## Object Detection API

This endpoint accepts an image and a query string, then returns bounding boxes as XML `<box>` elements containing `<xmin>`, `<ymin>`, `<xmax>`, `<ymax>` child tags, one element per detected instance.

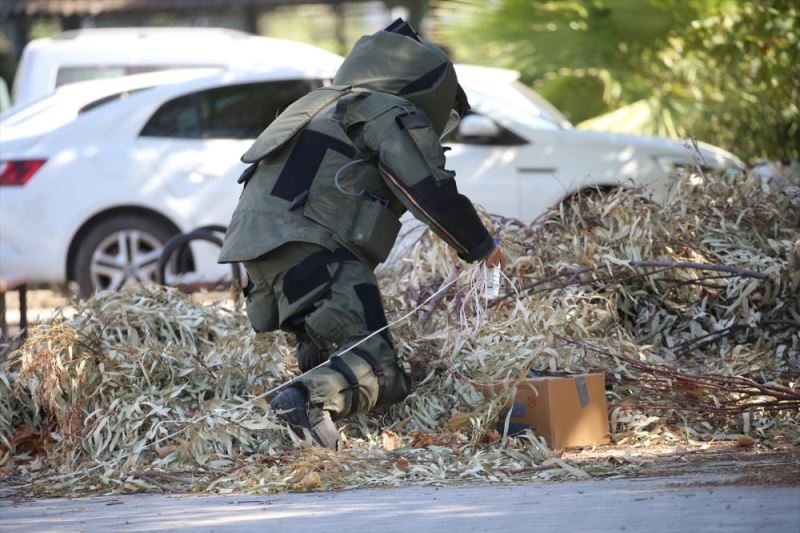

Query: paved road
<box><xmin>2</xmin><ymin>474</ymin><xmax>798</xmax><ymax>532</ymax></box>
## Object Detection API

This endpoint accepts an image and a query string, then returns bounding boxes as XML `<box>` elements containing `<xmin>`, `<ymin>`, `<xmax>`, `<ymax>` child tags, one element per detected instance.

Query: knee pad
<box><xmin>304</xmin><ymin>302</ymin><xmax>363</xmax><ymax>349</ymax></box>
<box><xmin>296</xmin><ymin>338</ymin><xmax>328</xmax><ymax>373</ymax></box>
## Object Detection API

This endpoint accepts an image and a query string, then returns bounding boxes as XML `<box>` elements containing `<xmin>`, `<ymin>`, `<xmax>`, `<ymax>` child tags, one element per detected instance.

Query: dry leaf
<box><xmin>301</xmin><ymin>470</ymin><xmax>321</xmax><ymax>490</ymax></box>
<box><xmin>9</xmin><ymin>424</ymin><xmax>50</xmax><ymax>456</ymax></box>
<box><xmin>445</xmin><ymin>411</ymin><xmax>472</xmax><ymax>432</ymax></box>
<box><xmin>381</xmin><ymin>430</ymin><xmax>402</xmax><ymax>451</ymax></box>
<box><xmin>481</xmin><ymin>429</ymin><xmax>501</xmax><ymax>444</ymax></box>
<box><xmin>156</xmin><ymin>444</ymin><xmax>176</xmax><ymax>458</ymax></box>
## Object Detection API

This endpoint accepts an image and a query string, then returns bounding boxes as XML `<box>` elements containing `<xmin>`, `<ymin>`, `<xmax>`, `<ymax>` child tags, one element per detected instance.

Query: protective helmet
<box><xmin>333</xmin><ymin>18</ymin><xmax>470</xmax><ymax>135</ymax></box>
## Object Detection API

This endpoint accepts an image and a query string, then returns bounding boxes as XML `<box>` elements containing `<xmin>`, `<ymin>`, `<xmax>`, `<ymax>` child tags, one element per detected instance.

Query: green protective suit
<box><xmin>218</xmin><ymin>24</ymin><xmax>494</xmax><ymax>421</ymax></box>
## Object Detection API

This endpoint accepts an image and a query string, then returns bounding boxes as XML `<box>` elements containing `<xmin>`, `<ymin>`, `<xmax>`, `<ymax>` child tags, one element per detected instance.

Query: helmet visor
<box><xmin>441</xmin><ymin>109</ymin><xmax>460</xmax><ymax>139</ymax></box>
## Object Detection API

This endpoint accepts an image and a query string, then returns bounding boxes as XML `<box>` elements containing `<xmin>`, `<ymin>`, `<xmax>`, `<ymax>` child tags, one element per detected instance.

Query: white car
<box><xmin>11</xmin><ymin>27</ymin><xmax>344</xmax><ymax>107</ymax></box>
<box><xmin>447</xmin><ymin>66</ymin><xmax>743</xmax><ymax>221</ymax></box>
<box><xmin>0</xmin><ymin>63</ymin><xmax>743</xmax><ymax>295</ymax></box>
<box><xmin>1</xmin><ymin>63</ymin><xmax>340</xmax><ymax>295</ymax></box>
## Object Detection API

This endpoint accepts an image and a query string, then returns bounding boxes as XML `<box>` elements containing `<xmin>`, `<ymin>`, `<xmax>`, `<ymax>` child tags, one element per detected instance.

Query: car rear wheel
<box><xmin>73</xmin><ymin>214</ymin><xmax>178</xmax><ymax>297</ymax></box>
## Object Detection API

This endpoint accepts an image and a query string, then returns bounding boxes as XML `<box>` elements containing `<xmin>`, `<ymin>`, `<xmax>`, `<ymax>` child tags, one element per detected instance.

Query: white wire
<box><xmin>333</xmin><ymin>158</ymin><xmax>366</xmax><ymax>197</ymax></box>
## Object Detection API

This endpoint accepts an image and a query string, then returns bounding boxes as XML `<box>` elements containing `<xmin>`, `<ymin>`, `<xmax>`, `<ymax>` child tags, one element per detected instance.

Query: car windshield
<box><xmin>468</xmin><ymin>80</ymin><xmax>572</xmax><ymax>131</ymax></box>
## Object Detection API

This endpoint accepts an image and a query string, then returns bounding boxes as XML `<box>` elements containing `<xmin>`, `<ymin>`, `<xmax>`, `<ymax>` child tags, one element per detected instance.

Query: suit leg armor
<box><xmin>294</xmin><ymin>331</ymin><xmax>328</xmax><ymax>373</ymax></box>
<box><xmin>244</xmin><ymin>242</ymin><xmax>410</xmax><ymax>421</ymax></box>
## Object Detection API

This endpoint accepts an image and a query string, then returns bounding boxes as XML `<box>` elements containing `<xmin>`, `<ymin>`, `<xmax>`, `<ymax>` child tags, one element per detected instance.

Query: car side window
<box><xmin>201</xmin><ymin>80</ymin><xmax>322</xmax><ymax>139</ymax></box>
<box><xmin>140</xmin><ymin>79</ymin><xmax>324</xmax><ymax>139</ymax></box>
<box><xmin>140</xmin><ymin>94</ymin><xmax>201</xmax><ymax>138</ymax></box>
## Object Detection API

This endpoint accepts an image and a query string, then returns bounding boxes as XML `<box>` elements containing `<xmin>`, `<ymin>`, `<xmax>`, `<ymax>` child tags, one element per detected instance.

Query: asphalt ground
<box><xmin>2</xmin><ymin>469</ymin><xmax>799</xmax><ymax>533</ymax></box>
<box><xmin>2</xmin><ymin>292</ymin><xmax>798</xmax><ymax>532</ymax></box>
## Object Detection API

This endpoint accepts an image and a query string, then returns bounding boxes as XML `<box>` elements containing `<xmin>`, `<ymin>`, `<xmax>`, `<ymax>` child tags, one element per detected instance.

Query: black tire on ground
<box><xmin>72</xmin><ymin>214</ymin><xmax>178</xmax><ymax>298</ymax></box>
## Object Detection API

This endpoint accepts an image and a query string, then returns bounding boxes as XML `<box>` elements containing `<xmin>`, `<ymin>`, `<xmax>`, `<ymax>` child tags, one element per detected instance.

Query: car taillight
<box><xmin>0</xmin><ymin>159</ymin><xmax>47</xmax><ymax>186</ymax></box>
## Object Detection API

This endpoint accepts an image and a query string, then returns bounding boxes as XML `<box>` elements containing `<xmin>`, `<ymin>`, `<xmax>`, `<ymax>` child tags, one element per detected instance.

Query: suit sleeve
<box><xmin>361</xmin><ymin>106</ymin><xmax>495</xmax><ymax>262</ymax></box>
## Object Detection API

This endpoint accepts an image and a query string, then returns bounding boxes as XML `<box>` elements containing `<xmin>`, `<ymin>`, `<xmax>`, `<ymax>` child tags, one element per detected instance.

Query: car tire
<box><xmin>73</xmin><ymin>214</ymin><xmax>178</xmax><ymax>297</ymax></box>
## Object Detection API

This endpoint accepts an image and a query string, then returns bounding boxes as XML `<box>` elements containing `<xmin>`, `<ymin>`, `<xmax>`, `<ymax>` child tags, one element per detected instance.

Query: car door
<box><xmin>132</xmin><ymin>79</ymin><xmax>325</xmax><ymax>276</ymax></box>
<box><xmin>136</xmin><ymin>80</ymin><xmax>323</xmax><ymax>207</ymax></box>
<box><xmin>443</xmin><ymin>111</ymin><xmax>527</xmax><ymax>220</ymax></box>
<box><xmin>445</xmin><ymin>111</ymin><xmax>565</xmax><ymax>223</ymax></box>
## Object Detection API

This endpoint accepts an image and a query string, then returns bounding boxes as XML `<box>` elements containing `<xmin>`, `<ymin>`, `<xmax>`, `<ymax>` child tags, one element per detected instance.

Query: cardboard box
<box><xmin>492</xmin><ymin>372</ymin><xmax>610</xmax><ymax>449</ymax></box>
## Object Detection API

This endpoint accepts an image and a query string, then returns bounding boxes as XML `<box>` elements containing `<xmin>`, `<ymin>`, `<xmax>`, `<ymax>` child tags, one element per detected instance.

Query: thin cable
<box><xmin>333</xmin><ymin>158</ymin><xmax>366</xmax><ymax>197</ymax></box>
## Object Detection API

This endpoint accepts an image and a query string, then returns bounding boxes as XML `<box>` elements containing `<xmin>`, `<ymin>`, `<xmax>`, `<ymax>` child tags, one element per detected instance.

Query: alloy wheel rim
<box><xmin>89</xmin><ymin>229</ymin><xmax>168</xmax><ymax>291</ymax></box>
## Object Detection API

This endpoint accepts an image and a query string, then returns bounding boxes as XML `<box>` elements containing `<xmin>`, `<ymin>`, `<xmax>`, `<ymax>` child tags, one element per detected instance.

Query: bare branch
<box><xmin>498</xmin><ymin>259</ymin><xmax>769</xmax><ymax>303</ymax></box>
<box><xmin>416</xmin><ymin>266</ymin><xmax>460</xmax><ymax>328</ymax></box>
<box><xmin>555</xmin><ymin>334</ymin><xmax>800</xmax><ymax>417</ymax></box>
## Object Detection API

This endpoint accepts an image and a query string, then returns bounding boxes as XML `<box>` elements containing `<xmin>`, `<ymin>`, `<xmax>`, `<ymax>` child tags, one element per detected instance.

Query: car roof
<box><xmin>13</xmin><ymin>27</ymin><xmax>345</xmax><ymax>106</ymax></box>
<box><xmin>46</xmin><ymin>27</ymin><xmax>252</xmax><ymax>42</ymax></box>
<box><xmin>4</xmin><ymin>68</ymin><xmax>218</xmax><ymax>116</ymax></box>
<box><xmin>24</xmin><ymin>28</ymin><xmax>344</xmax><ymax>68</ymax></box>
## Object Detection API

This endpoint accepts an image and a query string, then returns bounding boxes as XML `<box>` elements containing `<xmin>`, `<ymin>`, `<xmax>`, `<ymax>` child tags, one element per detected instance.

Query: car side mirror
<box><xmin>458</xmin><ymin>114</ymin><xmax>500</xmax><ymax>139</ymax></box>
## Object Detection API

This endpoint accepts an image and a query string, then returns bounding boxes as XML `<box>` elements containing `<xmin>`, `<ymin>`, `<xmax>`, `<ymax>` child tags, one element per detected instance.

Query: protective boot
<box><xmin>270</xmin><ymin>386</ymin><xmax>340</xmax><ymax>449</ymax></box>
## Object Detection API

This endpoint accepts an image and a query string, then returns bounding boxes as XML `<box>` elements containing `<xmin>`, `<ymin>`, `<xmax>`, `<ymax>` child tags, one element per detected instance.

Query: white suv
<box><xmin>11</xmin><ymin>27</ymin><xmax>343</xmax><ymax>107</ymax></box>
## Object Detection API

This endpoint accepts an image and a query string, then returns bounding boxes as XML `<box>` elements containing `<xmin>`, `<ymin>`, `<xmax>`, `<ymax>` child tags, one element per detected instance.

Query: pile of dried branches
<box><xmin>1</xmin><ymin>164</ymin><xmax>798</xmax><ymax>496</ymax></box>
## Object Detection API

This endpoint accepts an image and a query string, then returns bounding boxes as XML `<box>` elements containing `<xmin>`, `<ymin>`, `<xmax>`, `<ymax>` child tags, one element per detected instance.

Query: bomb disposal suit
<box><xmin>219</xmin><ymin>20</ymin><xmax>497</xmax><ymax>448</ymax></box>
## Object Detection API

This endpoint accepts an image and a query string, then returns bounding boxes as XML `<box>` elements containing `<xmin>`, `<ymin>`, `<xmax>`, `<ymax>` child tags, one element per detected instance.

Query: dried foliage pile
<box><xmin>1</xmin><ymin>166</ymin><xmax>798</xmax><ymax>496</ymax></box>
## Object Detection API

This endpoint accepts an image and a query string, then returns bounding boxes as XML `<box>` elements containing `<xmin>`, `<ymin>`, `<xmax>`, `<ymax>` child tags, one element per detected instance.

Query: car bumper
<box><xmin>0</xmin><ymin>191</ymin><xmax>67</xmax><ymax>284</ymax></box>
<box><xmin>0</xmin><ymin>239</ymin><xmax>65</xmax><ymax>283</ymax></box>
